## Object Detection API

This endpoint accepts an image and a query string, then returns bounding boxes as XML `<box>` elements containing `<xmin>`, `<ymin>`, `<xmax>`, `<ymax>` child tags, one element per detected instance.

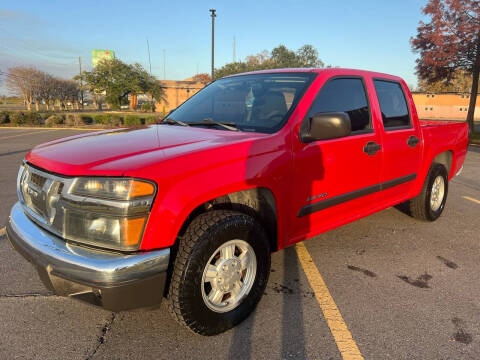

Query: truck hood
<box><xmin>26</xmin><ymin>125</ymin><xmax>266</xmax><ymax>176</ymax></box>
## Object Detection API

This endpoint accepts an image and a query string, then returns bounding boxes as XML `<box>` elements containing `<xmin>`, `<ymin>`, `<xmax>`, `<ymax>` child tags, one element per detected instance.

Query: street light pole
<box><xmin>163</xmin><ymin>49</ymin><xmax>166</xmax><ymax>80</ymax></box>
<box><xmin>210</xmin><ymin>9</ymin><xmax>216</xmax><ymax>81</ymax></box>
<box><xmin>78</xmin><ymin>57</ymin><xmax>84</xmax><ymax>109</ymax></box>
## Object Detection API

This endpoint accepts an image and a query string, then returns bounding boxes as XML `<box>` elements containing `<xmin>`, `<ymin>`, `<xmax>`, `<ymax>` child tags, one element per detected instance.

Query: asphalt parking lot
<box><xmin>0</xmin><ymin>127</ymin><xmax>479</xmax><ymax>359</ymax></box>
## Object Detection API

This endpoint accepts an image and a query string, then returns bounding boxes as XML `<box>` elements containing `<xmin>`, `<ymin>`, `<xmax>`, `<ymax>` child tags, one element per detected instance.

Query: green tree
<box><xmin>270</xmin><ymin>45</ymin><xmax>298</xmax><ymax>68</ymax></box>
<box><xmin>214</xmin><ymin>44</ymin><xmax>324</xmax><ymax>79</ymax></box>
<box><xmin>417</xmin><ymin>70</ymin><xmax>473</xmax><ymax>93</ymax></box>
<box><xmin>411</xmin><ymin>0</ymin><xmax>479</xmax><ymax>134</ymax></box>
<box><xmin>296</xmin><ymin>45</ymin><xmax>324</xmax><ymax>67</ymax></box>
<box><xmin>192</xmin><ymin>73</ymin><xmax>212</xmax><ymax>82</ymax></box>
<box><xmin>83</xmin><ymin>58</ymin><xmax>164</xmax><ymax>110</ymax></box>
<box><xmin>214</xmin><ymin>62</ymin><xmax>251</xmax><ymax>79</ymax></box>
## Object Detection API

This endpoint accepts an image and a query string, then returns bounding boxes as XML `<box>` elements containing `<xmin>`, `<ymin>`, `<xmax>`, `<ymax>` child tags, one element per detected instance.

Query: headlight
<box><xmin>19</xmin><ymin>165</ymin><xmax>157</xmax><ymax>251</ymax></box>
<box><xmin>71</xmin><ymin>178</ymin><xmax>155</xmax><ymax>200</ymax></box>
<box><xmin>64</xmin><ymin>211</ymin><xmax>148</xmax><ymax>251</ymax></box>
<box><xmin>65</xmin><ymin>178</ymin><xmax>156</xmax><ymax>250</ymax></box>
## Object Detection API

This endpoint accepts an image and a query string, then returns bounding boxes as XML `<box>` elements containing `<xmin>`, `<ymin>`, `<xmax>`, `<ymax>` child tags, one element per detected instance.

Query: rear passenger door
<box><xmin>373</xmin><ymin>79</ymin><xmax>422</xmax><ymax>205</ymax></box>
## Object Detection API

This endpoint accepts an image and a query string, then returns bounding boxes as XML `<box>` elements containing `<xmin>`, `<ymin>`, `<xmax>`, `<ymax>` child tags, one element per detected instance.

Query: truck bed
<box><xmin>420</xmin><ymin>120</ymin><xmax>469</xmax><ymax>180</ymax></box>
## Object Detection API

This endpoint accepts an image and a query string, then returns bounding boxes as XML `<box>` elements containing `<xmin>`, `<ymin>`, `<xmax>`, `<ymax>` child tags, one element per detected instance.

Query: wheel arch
<box><xmin>432</xmin><ymin>150</ymin><xmax>453</xmax><ymax>178</ymax></box>
<box><xmin>177</xmin><ymin>187</ymin><xmax>279</xmax><ymax>252</ymax></box>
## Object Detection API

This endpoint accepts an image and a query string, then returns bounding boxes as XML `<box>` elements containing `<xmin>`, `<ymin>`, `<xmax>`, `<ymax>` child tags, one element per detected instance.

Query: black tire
<box><xmin>167</xmin><ymin>210</ymin><xmax>271</xmax><ymax>336</ymax></box>
<box><xmin>409</xmin><ymin>163</ymin><xmax>449</xmax><ymax>221</ymax></box>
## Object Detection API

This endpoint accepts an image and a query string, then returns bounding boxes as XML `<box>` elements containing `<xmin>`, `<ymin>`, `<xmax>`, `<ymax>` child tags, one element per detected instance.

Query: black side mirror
<box><xmin>300</xmin><ymin>112</ymin><xmax>351</xmax><ymax>143</ymax></box>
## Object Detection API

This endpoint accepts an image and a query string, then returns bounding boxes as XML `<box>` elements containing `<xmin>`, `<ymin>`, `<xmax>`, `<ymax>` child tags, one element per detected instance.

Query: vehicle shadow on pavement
<box><xmin>227</xmin><ymin>247</ymin><xmax>306</xmax><ymax>360</ymax></box>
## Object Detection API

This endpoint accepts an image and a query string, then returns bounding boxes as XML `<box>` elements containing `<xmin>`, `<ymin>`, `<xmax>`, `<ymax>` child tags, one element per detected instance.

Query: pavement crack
<box><xmin>86</xmin><ymin>312</ymin><xmax>116</xmax><ymax>360</ymax></box>
<box><xmin>0</xmin><ymin>293</ymin><xmax>54</xmax><ymax>298</ymax></box>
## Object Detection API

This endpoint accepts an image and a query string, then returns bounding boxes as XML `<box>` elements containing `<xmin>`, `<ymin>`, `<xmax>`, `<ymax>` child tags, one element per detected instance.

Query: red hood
<box><xmin>26</xmin><ymin>125</ymin><xmax>265</xmax><ymax>176</ymax></box>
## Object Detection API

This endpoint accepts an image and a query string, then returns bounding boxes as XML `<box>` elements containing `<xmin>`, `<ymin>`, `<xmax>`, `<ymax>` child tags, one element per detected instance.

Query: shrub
<box><xmin>124</xmin><ymin>115</ymin><xmax>142</xmax><ymax>126</ymax></box>
<box><xmin>93</xmin><ymin>114</ymin><xmax>109</xmax><ymax>124</ymax></box>
<box><xmin>65</xmin><ymin>114</ymin><xmax>84</xmax><ymax>126</ymax></box>
<box><xmin>24</xmin><ymin>112</ymin><xmax>42</xmax><ymax>125</ymax></box>
<box><xmin>10</xmin><ymin>112</ymin><xmax>26</xmax><ymax>125</ymax></box>
<box><xmin>106</xmin><ymin>115</ymin><xmax>123</xmax><ymax>127</ymax></box>
<box><xmin>145</xmin><ymin>115</ymin><xmax>159</xmax><ymax>124</ymax></box>
<box><xmin>80</xmin><ymin>115</ymin><xmax>94</xmax><ymax>125</ymax></box>
<box><xmin>141</xmin><ymin>103</ymin><xmax>154</xmax><ymax>112</ymax></box>
<box><xmin>40</xmin><ymin>112</ymin><xmax>54</xmax><ymax>122</ymax></box>
<box><xmin>0</xmin><ymin>111</ymin><xmax>9</xmax><ymax>124</ymax></box>
<box><xmin>45</xmin><ymin>115</ymin><xmax>64</xmax><ymax>127</ymax></box>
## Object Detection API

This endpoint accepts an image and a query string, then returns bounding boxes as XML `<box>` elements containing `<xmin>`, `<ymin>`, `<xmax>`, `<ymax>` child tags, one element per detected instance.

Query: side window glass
<box><xmin>307</xmin><ymin>78</ymin><xmax>371</xmax><ymax>132</ymax></box>
<box><xmin>373</xmin><ymin>80</ymin><xmax>411</xmax><ymax>129</ymax></box>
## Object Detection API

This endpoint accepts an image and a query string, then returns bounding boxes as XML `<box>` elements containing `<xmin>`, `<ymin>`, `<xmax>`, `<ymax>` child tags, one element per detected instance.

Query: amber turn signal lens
<box><xmin>129</xmin><ymin>180</ymin><xmax>155</xmax><ymax>198</ymax></box>
<box><xmin>121</xmin><ymin>217</ymin><xmax>147</xmax><ymax>247</ymax></box>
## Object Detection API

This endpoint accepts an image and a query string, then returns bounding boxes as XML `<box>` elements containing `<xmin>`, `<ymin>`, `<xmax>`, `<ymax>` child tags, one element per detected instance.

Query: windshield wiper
<box><xmin>161</xmin><ymin>117</ymin><xmax>190</xmax><ymax>127</ymax></box>
<box><xmin>188</xmin><ymin>118</ymin><xmax>238</xmax><ymax>131</ymax></box>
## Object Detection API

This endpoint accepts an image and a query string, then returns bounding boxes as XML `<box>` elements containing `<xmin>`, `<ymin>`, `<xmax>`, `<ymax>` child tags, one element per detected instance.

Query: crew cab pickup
<box><xmin>7</xmin><ymin>68</ymin><xmax>469</xmax><ymax>335</ymax></box>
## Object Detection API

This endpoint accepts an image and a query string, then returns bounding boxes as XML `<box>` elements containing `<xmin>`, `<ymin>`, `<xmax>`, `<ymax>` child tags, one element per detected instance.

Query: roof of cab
<box><xmin>222</xmin><ymin>68</ymin><xmax>404</xmax><ymax>82</ymax></box>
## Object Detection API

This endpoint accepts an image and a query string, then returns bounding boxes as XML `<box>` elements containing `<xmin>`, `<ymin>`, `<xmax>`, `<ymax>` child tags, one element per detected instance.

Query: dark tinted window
<box><xmin>374</xmin><ymin>80</ymin><xmax>410</xmax><ymax>129</ymax></box>
<box><xmin>308</xmin><ymin>78</ymin><xmax>370</xmax><ymax>132</ymax></box>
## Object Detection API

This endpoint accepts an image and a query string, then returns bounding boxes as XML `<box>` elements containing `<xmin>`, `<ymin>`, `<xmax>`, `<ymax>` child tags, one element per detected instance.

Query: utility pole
<box><xmin>78</xmin><ymin>57</ymin><xmax>84</xmax><ymax>109</ymax></box>
<box><xmin>233</xmin><ymin>35</ymin><xmax>236</xmax><ymax>63</ymax></box>
<box><xmin>146</xmin><ymin>38</ymin><xmax>153</xmax><ymax>108</ymax></box>
<box><xmin>163</xmin><ymin>49</ymin><xmax>166</xmax><ymax>80</ymax></box>
<box><xmin>146</xmin><ymin>37</ymin><xmax>152</xmax><ymax>75</ymax></box>
<box><xmin>210</xmin><ymin>9</ymin><xmax>216</xmax><ymax>81</ymax></box>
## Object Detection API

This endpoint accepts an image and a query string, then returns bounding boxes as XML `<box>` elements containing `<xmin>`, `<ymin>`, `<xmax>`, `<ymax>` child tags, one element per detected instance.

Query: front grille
<box><xmin>29</xmin><ymin>172</ymin><xmax>46</xmax><ymax>189</ymax></box>
<box><xmin>19</xmin><ymin>164</ymin><xmax>68</xmax><ymax>230</ymax></box>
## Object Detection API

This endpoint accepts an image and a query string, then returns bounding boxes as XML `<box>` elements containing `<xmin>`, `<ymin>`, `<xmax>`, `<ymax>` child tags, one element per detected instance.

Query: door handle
<box><xmin>363</xmin><ymin>141</ymin><xmax>381</xmax><ymax>156</ymax></box>
<box><xmin>407</xmin><ymin>136</ymin><xmax>420</xmax><ymax>148</ymax></box>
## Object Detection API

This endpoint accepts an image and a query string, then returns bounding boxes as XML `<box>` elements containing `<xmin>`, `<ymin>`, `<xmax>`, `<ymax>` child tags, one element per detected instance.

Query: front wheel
<box><xmin>409</xmin><ymin>163</ymin><xmax>449</xmax><ymax>221</ymax></box>
<box><xmin>167</xmin><ymin>210</ymin><xmax>271</xmax><ymax>335</ymax></box>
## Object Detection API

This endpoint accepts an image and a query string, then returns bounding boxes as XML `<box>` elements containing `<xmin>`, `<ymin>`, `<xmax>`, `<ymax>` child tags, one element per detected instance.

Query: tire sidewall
<box><xmin>180</xmin><ymin>214</ymin><xmax>270</xmax><ymax>335</ymax></box>
<box><xmin>425</xmin><ymin>164</ymin><xmax>448</xmax><ymax>221</ymax></box>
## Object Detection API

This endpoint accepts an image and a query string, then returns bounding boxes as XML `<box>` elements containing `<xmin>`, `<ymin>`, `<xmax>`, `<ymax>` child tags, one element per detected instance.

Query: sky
<box><xmin>0</xmin><ymin>0</ymin><xmax>427</xmax><ymax>95</ymax></box>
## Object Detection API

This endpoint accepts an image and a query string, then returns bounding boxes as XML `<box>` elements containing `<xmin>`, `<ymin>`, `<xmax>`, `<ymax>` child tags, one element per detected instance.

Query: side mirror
<box><xmin>300</xmin><ymin>112</ymin><xmax>351</xmax><ymax>143</ymax></box>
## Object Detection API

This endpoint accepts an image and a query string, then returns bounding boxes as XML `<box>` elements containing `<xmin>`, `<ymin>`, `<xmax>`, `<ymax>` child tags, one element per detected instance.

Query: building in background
<box><xmin>155</xmin><ymin>78</ymin><xmax>207</xmax><ymax>114</ymax></box>
<box><xmin>412</xmin><ymin>92</ymin><xmax>479</xmax><ymax>120</ymax></box>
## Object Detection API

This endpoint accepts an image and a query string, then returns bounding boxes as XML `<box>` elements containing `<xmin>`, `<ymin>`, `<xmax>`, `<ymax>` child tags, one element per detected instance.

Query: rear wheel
<box><xmin>167</xmin><ymin>210</ymin><xmax>271</xmax><ymax>335</ymax></box>
<box><xmin>409</xmin><ymin>163</ymin><xmax>448</xmax><ymax>221</ymax></box>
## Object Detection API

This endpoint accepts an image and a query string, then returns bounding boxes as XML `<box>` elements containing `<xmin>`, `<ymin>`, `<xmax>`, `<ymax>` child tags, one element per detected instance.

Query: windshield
<box><xmin>166</xmin><ymin>72</ymin><xmax>316</xmax><ymax>133</ymax></box>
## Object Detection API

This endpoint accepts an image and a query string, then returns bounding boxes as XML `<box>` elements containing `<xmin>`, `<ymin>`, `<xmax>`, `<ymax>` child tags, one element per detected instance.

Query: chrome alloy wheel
<box><xmin>201</xmin><ymin>239</ymin><xmax>257</xmax><ymax>313</ymax></box>
<box><xmin>430</xmin><ymin>175</ymin><xmax>445</xmax><ymax>211</ymax></box>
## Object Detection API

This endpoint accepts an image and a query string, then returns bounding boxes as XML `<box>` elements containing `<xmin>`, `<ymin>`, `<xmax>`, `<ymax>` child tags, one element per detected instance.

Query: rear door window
<box><xmin>373</xmin><ymin>80</ymin><xmax>411</xmax><ymax>129</ymax></box>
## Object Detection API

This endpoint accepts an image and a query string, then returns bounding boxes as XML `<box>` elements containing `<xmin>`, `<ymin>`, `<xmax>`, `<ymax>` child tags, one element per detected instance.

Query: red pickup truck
<box><xmin>7</xmin><ymin>68</ymin><xmax>468</xmax><ymax>335</ymax></box>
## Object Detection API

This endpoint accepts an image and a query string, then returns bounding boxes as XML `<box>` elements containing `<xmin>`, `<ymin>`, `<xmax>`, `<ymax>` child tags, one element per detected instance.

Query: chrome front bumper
<box><xmin>7</xmin><ymin>202</ymin><xmax>170</xmax><ymax>311</ymax></box>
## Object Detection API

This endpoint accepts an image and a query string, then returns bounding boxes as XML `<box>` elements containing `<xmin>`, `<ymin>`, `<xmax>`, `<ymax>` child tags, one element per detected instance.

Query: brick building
<box><xmin>412</xmin><ymin>92</ymin><xmax>479</xmax><ymax>120</ymax></box>
<box><xmin>154</xmin><ymin>79</ymin><xmax>207</xmax><ymax>114</ymax></box>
